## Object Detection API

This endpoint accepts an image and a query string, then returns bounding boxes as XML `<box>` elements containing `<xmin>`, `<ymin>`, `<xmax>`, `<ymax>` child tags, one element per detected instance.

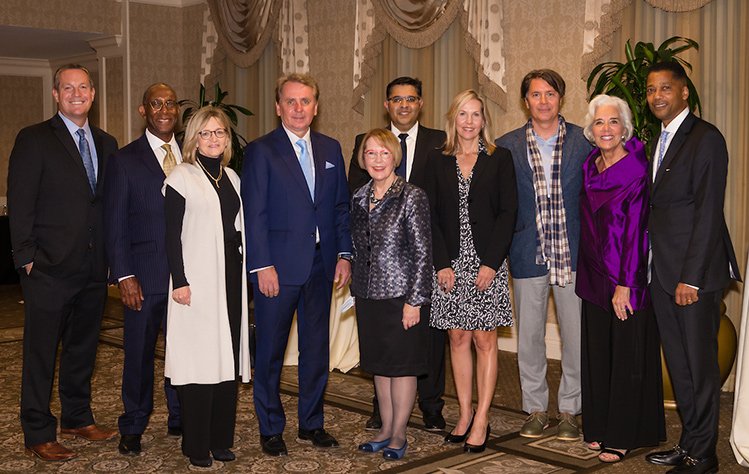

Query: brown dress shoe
<box><xmin>25</xmin><ymin>441</ymin><xmax>77</xmax><ymax>461</ymax></box>
<box><xmin>60</xmin><ymin>424</ymin><xmax>117</xmax><ymax>441</ymax></box>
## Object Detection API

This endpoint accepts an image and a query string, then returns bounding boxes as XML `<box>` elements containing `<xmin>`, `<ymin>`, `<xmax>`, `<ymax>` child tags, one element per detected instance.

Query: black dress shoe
<box><xmin>445</xmin><ymin>410</ymin><xmax>475</xmax><ymax>443</ymax></box>
<box><xmin>211</xmin><ymin>448</ymin><xmax>236</xmax><ymax>462</ymax></box>
<box><xmin>646</xmin><ymin>445</ymin><xmax>689</xmax><ymax>466</ymax></box>
<box><xmin>167</xmin><ymin>426</ymin><xmax>182</xmax><ymax>437</ymax></box>
<box><xmin>118</xmin><ymin>434</ymin><xmax>142</xmax><ymax>456</ymax></box>
<box><xmin>423</xmin><ymin>411</ymin><xmax>446</xmax><ymax>431</ymax></box>
<box><xmin>667</xmin><ymin>455</ymin><xmax>718</xmax><ymax>474</ymax></box>
<box><xmin>189</xmin><ymin>457</ymin><xmax>212</xmax><ymax>467</ymax></box>
<box><xmin>464</xmin><ymin>424</ymin><xmax>490</xmax><ymax>453</ymax></box>
<box><xmin>260</xmin><ymin>434</ymin><xmax>288</xmax><ymax>456</ymax></box>
<box><xmin>297</xmin><ymin>428</ymin><xmax>339</xmax><ymax>447</ymax></box>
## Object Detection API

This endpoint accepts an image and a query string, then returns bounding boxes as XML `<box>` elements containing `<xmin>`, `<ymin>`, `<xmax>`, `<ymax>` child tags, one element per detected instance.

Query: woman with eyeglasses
<box><xmin>350</xmin><ymin>128</ymin><xmax>432</xmax><ymax>459</ymax></box>
<box><xmin>424</xmin><ymin>90</ymin><xmax>517</xmax><ymax>453</ymax></box>
<box><xmin>163</xmin><ymin>106</ymin><xmax>250</xmax><ymax>467</ymax></box>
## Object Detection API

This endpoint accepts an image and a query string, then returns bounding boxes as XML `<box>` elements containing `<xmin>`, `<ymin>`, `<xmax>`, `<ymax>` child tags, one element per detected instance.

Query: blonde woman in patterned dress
<box><xmin>424</xmin><ymin>90</ymin><xmax>517</xmax><ymax>453</ymax></box>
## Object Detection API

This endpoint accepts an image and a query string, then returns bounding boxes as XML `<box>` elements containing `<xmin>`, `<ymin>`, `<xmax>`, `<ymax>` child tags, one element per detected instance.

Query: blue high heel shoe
<box><xmin>358</xmin><ymin>438</ymin><xmax>391</xmax><ymax>452</ymax></box>
<box><xmin>382</xmin><ymin>441</ymin><xmax>407</xmax><ymax>459</ymax></box>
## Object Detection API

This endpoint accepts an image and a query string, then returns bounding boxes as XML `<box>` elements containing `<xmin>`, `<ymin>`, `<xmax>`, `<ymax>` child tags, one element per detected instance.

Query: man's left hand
<box><xmin>675</xmin><ymin>282</ymin><xmax>699</xmax><ymax>306</ymax></box>
<box><xmin>334</xmin><ymin>259</ymin><xmax>352</xmax><ymax>289</ymax></box>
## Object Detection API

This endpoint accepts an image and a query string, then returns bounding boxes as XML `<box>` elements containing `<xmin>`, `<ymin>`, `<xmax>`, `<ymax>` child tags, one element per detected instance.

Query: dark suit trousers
<box><xmin>651</xmin><ymin>267</ymin><xmax>722</xmax><ymax>459</ymax></box>
<box><xmin>119</xmin><ymin>293</ymin><xmax>180</xmax><ymax>434</ymax></box>
<box><xmin>253</xmin><ymin>247</ymin><xmax>332</xmax><ymax>436</ymax></box>
<box><xmin>20</xmin><ymin>259</ymin><xmax>107</xmax><ymax>447</ymax></box>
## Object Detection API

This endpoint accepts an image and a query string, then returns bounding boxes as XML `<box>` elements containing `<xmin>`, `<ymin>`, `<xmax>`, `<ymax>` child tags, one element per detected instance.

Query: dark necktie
<box><xmin>396</xmin><ymin>133</ymin><xmax>408</xmax><ymax>179</ymax></box>
<box><xmin>76</xmin><ymin>129</ymin><xmax>96</xmax><ymax>192</ymax></box>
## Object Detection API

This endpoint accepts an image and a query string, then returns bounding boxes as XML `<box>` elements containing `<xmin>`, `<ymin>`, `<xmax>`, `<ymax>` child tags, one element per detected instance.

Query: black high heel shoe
<box><xmin>464</xmin><ymin>424</ymin><xmax>490</xmax><ymax>453</ymax></box>
<box><xmin>445</xmin><ymin>410</ymin><xmax>475</xmax><ymax>444</ymax></box>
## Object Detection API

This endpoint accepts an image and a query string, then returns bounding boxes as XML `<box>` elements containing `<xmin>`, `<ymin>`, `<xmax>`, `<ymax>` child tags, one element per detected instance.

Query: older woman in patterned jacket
<box><xmin>350</xmin><ymin>128</ymin><xmax>433</xmax><ymax>460</ymax></box>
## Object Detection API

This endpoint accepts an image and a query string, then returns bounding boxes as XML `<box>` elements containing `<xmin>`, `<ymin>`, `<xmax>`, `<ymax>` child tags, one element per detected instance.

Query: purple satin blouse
<box><xmin>575</xmin><ymin>138</ymin><xmax>651</xmax><ymax>310</ymax></box>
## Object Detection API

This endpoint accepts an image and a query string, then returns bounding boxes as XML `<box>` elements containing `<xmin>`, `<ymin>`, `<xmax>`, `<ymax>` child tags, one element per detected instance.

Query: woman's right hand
<box><xmin>172</xmin><ymin>286</ymin><xmax>191</xmax><ymax>306</ymax></box>
<box><xmin>436</xmin><ymin>268</ymin><xmax>455</xmax><ymax>293</ymax></box>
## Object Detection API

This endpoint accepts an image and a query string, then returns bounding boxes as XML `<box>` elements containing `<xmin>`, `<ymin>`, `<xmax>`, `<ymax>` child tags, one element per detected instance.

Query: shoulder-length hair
<box><xmin>444</xmin><ymin>89</ymin><xmax>495</xmax><ymax>156</ymax></box>
<box><xmin>357</xmin><ymin>128</ymin><xmax>402</xmax><ymax>169</ymax></box>
<box><xmin>182</xmin><ymin>106</ymin><xmax>233</xmax><ymax>167</ymax></box>
<box><xmin>582</xmin><ymin>94</ymin><xmax>634</xmax><ymax>145</ymax></box>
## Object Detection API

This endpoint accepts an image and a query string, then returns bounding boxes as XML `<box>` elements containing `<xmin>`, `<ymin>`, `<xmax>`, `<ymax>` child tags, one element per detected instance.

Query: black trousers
<box><xmin>651</xmin><ymin>268</ymin><xmax>723</xmax><ymax>459</ymax></box>
<box><xmin>176</xmin><ymin>236</ymin><xmax>243</xmax><ymax>459</ymax></box>
<box><xmin>19</xmin><ymin>259</ymin><xmax>107</xmax><ymax>447</ymax></box>
<box><xmin>581</xmin><ymin>298</ymin><xmax>665</xmax><ymax>449</ymax></box>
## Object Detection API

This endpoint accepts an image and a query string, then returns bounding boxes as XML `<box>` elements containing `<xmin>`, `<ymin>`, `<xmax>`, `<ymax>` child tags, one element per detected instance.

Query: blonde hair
<box><xmin>183</xmin><ymin>106</ymin><xmax>233</xmax><ymax>167</ymax></box>
<box><xmin>444</xmin><ymin>89</ymin><xmax>495</xmax><ymax>156</ymax></box>
<box><xmin>357</xmin><ymin>128</ymin><xmax>402</xmax><ymax>169</ymax></box>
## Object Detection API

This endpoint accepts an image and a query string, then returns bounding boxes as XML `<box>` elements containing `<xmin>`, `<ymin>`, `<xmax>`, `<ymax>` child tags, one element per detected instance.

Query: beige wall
<box><xmin>0</xmin><ymin>0</ymin><xmax>120</xmax><ymax>34</ymax></box>
<box><xmin>0</xmin><ymin>76</ymin><xmax>44</xmax><ymax>196</ymax></box>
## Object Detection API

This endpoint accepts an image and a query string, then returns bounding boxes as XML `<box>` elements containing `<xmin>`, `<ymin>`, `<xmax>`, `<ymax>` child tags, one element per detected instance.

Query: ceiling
<box><xmin>0</xmin><ymin>25</ymin><xmax>108</xmax><ymax>60</ymax></box>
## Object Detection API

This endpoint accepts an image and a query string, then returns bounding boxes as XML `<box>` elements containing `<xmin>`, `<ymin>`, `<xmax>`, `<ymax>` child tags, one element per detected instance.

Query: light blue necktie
<box><xmin>297</xmin><ymin>138</ymin><xmax>314</xmax><ymax>198</ymax></box>
<box><xmin>76</xmin><ymin>129</ymin><xmax>96</xmax><ymax>192</ymax></box>
<box><xmin>657</xmin><ymin>130</ymin><xmax>670</xmax><ymax>167</ymax></box>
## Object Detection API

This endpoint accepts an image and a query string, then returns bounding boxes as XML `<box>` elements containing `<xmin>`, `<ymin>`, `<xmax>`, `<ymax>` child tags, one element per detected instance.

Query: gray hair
<box><xmin>582</xmin><ymin>94</ymin><xmax>634</xmax><ymax>145</ymax></box>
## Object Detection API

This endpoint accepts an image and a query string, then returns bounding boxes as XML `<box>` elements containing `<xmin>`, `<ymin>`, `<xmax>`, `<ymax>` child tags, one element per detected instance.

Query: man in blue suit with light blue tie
<box><xmin>242</xmin><ymin>73</ymin><xmax>352</xmax><ymax>457</ymax></box>
<box><xmin>103</xmin><ymin>83</ymin><xmax>182</xmax><ymax>456</ymax></box>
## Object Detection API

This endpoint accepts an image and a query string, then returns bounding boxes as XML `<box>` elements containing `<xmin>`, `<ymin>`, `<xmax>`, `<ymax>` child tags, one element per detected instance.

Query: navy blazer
<box><xmin>495</xmin><ymin>122</ymin><xmax>592</xmax><ymax>279</ymax></box>
<box><xmin>8</xmin><ymin>114</ymin><xmax>118</xmax><ymax>280</ymax></box>
<box><xmin>350</xmin><ymin>177</ymin><xmax>432</xmax><ymax>307</ymax></box>
<box><xmin>648</xmin><ymin>112</ymin><xmax>741</xmax><ymax>292</ymax></box>
<box><xmin>242</xmin><ymin>125</ymin><xmax>352</xmax><ymax>285</ymax></box>
<box><xmin>103</xmin><ymin>133</ymin><xmax>173</xmax><ymax>294</ymax></box>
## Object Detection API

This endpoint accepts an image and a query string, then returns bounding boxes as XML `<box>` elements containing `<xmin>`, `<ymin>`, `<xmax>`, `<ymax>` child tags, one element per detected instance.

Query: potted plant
<box><xmin>586</xmin><ymin>36</ymin><xmax>701</xmax><ymax>155</ymax></box>
<box><xmin>179</xmin><ymin>83</ymin><xmax>253</xmax><ymax>171</ymax></box>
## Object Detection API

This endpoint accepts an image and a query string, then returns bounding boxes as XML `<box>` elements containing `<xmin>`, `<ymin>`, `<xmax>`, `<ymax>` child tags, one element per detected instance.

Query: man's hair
<box><xmin>275</xmin><ymin>73</ymin><xmax>320</xmax><ymax>103</ymax></box>
<box><xmin>142</xmin><ymin>83</ymin><xmax>175</xmax><ymax>105</ymax></box>
<box><xmin>53</xmin><ymin>64</ymin><xmax>93</xmax><ymax>91</ymax></box>
<box><xmin>647</xmin><ymin>61</ymin><xmax>688</xmax><ymax>83</ymax></box>
<box><xmin>386</xmin><ymin>77</ymin><xmax>422</xmax><ymax>99</ymax></box>
<box><xmin>520</xmin><ymin>69</ymin><xmax>565</xmax><ymax>100</ymax></box>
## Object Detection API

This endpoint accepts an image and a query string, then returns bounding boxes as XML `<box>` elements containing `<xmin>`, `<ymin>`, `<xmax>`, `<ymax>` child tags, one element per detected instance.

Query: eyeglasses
<box><xmin>364</xmin><ymin>150</ymin><xmax>393</xmax><ymax>159</ymax></box>
<box><xmin>148</xmin><ymin>99</ymin><xmax>179</xmax><ymax>111</ymax></box>
<box><xmin>387</xmin><ymin>96</ymin><xmax>420</xmax><ymax>105</ymax></box>
<box><xmin>197</xmin><ymin>129</ymin><xmax>228</xmax><ymax>140</ymax></box>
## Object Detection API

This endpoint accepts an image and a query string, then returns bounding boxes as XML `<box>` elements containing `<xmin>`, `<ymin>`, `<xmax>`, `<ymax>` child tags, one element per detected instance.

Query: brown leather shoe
<box><xmin>25</xmin><ymin>441</ymin><xmax>77</xmax><ymax>461</ymax></box>
<box><xmin>60</xmin><ymin>424</ymin><xmax>116</xmax><ymax>441</ymax></box>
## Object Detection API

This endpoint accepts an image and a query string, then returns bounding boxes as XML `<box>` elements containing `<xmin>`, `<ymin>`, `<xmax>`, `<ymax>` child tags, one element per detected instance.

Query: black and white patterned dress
<box><xmin>429</xmin><ymin>161</ymin><xmax>512</xmax><ymax>331</ymax></box>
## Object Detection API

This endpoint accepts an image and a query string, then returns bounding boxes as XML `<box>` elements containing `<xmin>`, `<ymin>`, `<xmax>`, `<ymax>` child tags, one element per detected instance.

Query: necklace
<box><xmin>197</xmin><ymin>157</ymin><xmax>222</xmax><ymax>188</ymax></box>
<box><xmin>370</xmin><ymin>179</ymin><xmax>396</xmax><ymax>205</ymax></box>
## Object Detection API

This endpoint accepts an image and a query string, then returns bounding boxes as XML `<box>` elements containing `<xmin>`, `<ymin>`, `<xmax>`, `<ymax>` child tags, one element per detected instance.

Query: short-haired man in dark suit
<box><xmin>8</xmin><ymin>64</ymin><xmax>119</xmax><ymax>461</ymax></box>
<box><xmin>243</xmin><ymin>73</ymin><xmax>352</xmax><ymax>457</ymax></box>
<box><xmin>348</xmin><ymin>76</ymin><xmax>448</xmax><ymax>432</ymax></box>
<box><xmin>644</xmin><ymin>61</ymin><xmax>740</xmax><ymax>474</ymax></box>
<box><xmin>103</xmin><ymin>83</ymin><xmax>183</xmax><ymax>456</ymax></box>
<box><xmin>495</xmin><ymin>69</ymin><xmax>592</xmax><ymax>441</ymax></box>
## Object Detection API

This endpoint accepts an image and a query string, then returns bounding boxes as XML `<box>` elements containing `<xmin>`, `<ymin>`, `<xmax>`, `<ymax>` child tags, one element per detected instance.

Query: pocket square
<box><xmin>325</xmin><ymin>161</ymin><xmax>335</xmax><ymax>169</ymax></box>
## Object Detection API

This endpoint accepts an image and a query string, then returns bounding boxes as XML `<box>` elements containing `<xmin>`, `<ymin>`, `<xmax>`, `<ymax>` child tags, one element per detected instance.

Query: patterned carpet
<box><xmin>0</xmin><ymin>284</ymin><xmax>744</xmax><ymax>473</ymax></box>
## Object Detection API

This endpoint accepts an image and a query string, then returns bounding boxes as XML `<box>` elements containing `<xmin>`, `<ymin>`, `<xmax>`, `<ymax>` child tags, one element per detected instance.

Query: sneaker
<box><xmin>520</xmin><ymin>411</ymin><xmax>549</xmax><ymax>438</ymax></box>
<box><xmin>556</xmin><ymin>412</ymin><xmax>579</xmax><ymax>441</ymax></box>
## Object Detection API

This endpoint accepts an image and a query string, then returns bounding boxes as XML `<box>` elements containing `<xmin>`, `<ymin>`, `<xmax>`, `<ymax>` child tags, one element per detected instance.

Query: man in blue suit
<box><xmin>242</xmin><ymin>73</ymin><xmax>352</xmax><ymax>457</ymax></box>
<box><xmin>103</xmin><ymin>83</ymin><xmax>182</xmax><ymax>456</ymax></box>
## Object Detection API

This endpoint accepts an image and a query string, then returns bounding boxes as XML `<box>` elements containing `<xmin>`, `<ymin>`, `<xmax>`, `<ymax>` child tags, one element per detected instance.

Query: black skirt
<box><xmin>356</xmin><ymin>296</ymin><xmax>428</xmax><ymax>377</ymax></box>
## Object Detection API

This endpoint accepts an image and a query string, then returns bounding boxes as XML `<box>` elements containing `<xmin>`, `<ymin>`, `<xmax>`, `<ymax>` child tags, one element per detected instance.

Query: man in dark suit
<box><xmin>495</xmin><ymin>69</ymin><xmax>592</xmax><ymax>441</ymax></box>
<box><xmin>348</xmin><ymin>76</ymin><xmax>447</xmax><ymax>431</ymax></box>
<box><xmin>242</xmin><ymin>73</ymin><xmax>352</xmax><ymax>457</ymax></box>
<box><xmin>103</xmin><ymin>83</ymin><xmax>183</xmax><ymax>456</ymax></box>
<box><xmin>644</xmin><ymin>61</ymin><xmax>740</xmax><ymax>474</ymax></box>
<box><xmin>7</xmin><ymin>64</ymin><xmax>118</xmax><ymax>461</ymax></box>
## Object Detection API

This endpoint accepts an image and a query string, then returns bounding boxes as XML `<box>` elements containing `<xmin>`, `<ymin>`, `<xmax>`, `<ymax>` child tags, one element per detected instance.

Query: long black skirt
<box><xmin>356</xmin><ymin>296</ymin><xmax>428</xmax><ymax>377</ymax></box>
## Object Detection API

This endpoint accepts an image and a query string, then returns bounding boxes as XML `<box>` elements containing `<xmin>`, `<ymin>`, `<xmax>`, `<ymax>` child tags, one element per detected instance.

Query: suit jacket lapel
<box><xmin>512</xmin><ymin>134</ymin><xmax>534</xmax><ymax>183</ymax></box>
<box><xmin>91</xmin><ymin>127</ymin><xmax>108</xmax><ymax>194</ymax></box>
<box><xmin>470</xmin><ymin>150</ymin><xmax>490</xmax><ymax>192</ymax></box>
<box><xmin>411</xmin><ymin>126</ymin><xmax>430</xmax><ymax>182</ymax></box>
<box><xmin>653</xmin><ymin>113</ymin><xmax>694</xmax><ymax>189</ymax></box>
<box><xmin>444</xmin><ymin>154</ymin><xmax>459</xmax><ymax>201</ymax></box>
<box><xmin>272</xmin><ymin>126</ymin><xmax>314</xmax><ymax>204</ymax></box>
<box><xmin>51</xmin><ymin>115</ymin><xmax>91</xmax><ymax>193</ymax></box>
<box><xmin>310</xmin><ymin>132</ymin><xmax>326</xmax><ymax>204</ymax></box>
<box><xmin>137</xmin><ymin>134</ymin><xmax>166</xmax><ymax>180</ymax></box>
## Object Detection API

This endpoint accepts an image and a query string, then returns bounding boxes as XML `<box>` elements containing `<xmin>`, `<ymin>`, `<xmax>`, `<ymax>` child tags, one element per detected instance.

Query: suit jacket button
<box><xmin>88</xmin><ymin>243</ymin><xmax>93</xmax><ymax>249</ymax></box>
<box><xmin>367</xmin><ymin>246</ymin><xmax>371</xmax><ymax>251</ymax></box>
<box><xmin>366</xmin><ymin>231</ymin><xmax>370</xmax><ymax>236</ymax></box>
<box><xmin>310</xmin><ymin>233</ymin><xmax>315</xmax><ymax>237</ymax></box>
<box><xmin>366</xmin><ymin>261</ymin><xmax>370</xmax><ymax>266</ymax></box>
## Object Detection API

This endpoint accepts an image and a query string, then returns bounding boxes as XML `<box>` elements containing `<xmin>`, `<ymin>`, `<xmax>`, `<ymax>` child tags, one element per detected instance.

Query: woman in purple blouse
<box><xmin>576</xmin><ymin>95</ymin><xmax>665</xmax><ymax>463</ymax></box>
